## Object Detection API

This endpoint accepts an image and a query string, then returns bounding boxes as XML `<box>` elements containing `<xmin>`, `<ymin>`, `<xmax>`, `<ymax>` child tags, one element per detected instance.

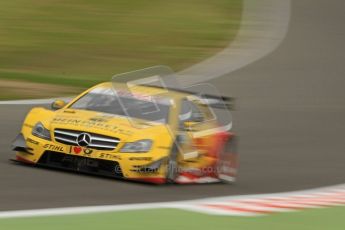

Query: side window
<box><xmin>179</xmin><ymin>99</ymin><xmax>205</xmax><ymax>124</ymax></box>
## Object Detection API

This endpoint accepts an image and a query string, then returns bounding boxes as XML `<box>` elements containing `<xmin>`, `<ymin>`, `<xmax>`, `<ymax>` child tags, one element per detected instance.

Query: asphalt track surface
<box><xmin>0</xmin><ymin>0</ymin><xmax>344</xmax><ymax>211</ymax></box>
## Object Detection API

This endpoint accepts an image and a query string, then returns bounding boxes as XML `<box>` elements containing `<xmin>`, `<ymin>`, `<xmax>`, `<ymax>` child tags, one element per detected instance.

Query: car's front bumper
<box><xmin>12</xmin><ymin>133</ymin><xmax>168</xmax><ymax>184</ymax></box>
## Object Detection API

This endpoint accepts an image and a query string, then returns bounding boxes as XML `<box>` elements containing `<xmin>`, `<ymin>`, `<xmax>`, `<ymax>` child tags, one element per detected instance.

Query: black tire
<box><xmin>165</xmin><ymin>141</ymin><xmax>179</xmax><ymax>183</ymax></box>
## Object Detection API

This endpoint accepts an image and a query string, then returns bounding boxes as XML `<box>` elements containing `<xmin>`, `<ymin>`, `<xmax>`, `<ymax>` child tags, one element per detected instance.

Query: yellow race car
<box><xmin>12</xmin><ymin>77</ymin><xmax>238</xmax><ymax>184</ymax></box>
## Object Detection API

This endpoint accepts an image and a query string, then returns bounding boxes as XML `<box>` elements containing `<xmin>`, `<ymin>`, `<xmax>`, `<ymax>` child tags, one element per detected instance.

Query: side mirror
<box><xmin>51</xmin><ymin>100</ymin><xmax>66</xmax><ymax>110</ymax></box>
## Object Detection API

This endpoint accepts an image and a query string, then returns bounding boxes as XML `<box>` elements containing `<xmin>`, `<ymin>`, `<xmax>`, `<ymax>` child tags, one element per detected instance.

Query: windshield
<box><xmin>69</xmin><ymin>87</ymin><xmax>171</xmax><ymax>124</ymax></box>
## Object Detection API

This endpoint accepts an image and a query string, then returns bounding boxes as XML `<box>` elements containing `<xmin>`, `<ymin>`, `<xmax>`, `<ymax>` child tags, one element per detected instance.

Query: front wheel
<box><xmin>165</xmin><ymin>143</ymin><xmax>179</xmax><ymax>183</ymax></box>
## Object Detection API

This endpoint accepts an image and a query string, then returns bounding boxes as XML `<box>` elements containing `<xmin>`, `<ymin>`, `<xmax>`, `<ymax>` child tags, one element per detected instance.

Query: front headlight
<box><xmin>32</xmin><ymin>122</ymin><xmax>51</xmax><ymax>140</ymax></box>
<box><xmin>120</xmin><ymin>139</ymin><xmax>153</xmax><ymax>153</ymax></box>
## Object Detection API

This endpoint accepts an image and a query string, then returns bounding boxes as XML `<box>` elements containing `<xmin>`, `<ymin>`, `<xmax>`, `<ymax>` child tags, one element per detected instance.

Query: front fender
<box><xmin>21</xmin><ymin>107</ymin><xmax>55</xmax><ymax>135</ymax></box>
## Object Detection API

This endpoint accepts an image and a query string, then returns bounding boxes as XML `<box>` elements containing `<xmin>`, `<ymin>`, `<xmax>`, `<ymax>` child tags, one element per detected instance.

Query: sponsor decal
<box><xmin>43</xmin><ymin>144</ymin><xmax>64</xmax><ymax>152</ymax></box>
<box><xmin>89</xmin><ymin>117</ymin><xmax>108</xmax><ymax>123</ymax></box>
<box><xmin>89</xmin><ymin>115</ymin><xmax>112</xmax><ymax>123</ymax></box>
<box><xmin>26</xmin><ymin>138</ymin><xmax>39</xmax><ymax>145</ymax></box>
<box><xmin>51</xmin><ymin>117</ymin><xmax>133</xmax><ymax>136</ymax></box>
<box><xmin>83</xmin><ymin>148</ymin><xmax>93</xmax><ymax>155</ymax></box>
<box><xmin>72</xmin><ymin>146</ymin><xmax>82</xmax><ymax>154</ymax></box>
<box><xmin>69</xmin><ymin>146</ymin><xmax>93</xmax><ymax>155</ymax></box>
<box><xmin>129</xmin><ymin>157</ymin><xmax>152</xmax><ymax>161</ymax></box>
<box><xmin>99</xmin><ymin>153</ymin><xmax>121</xmax><ymax>160</ymax></box>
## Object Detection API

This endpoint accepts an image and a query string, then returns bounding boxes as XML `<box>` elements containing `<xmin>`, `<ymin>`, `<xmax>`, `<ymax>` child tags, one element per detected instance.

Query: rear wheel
<box><xmin>217</xmin><ymin>136</ymin><xmax>238</xmax><ymax>184</ymax></box>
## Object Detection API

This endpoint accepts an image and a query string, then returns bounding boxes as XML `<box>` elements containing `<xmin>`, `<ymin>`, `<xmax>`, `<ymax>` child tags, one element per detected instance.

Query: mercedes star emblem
<box><xmin>77</xmin><ymin>133</ymin><xmax>91</xmax><ymax>147</ymax></box>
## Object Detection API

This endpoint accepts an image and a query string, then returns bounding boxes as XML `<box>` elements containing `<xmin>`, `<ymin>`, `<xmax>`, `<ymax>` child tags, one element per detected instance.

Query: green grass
<box><xmin>1</xmin><ymin>207</ymin><xmax>345</xmax><ymax>230</ymax></box>
<box><xmin>0</xmin><ymin>0</ymin><xmax>242</xmax><ymax>92</ymax></box>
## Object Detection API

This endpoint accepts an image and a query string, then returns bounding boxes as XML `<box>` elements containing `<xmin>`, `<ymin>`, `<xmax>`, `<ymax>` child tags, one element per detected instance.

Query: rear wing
<box><xmin>111</xmin><ymin>66</ymin><xmax>235</xmax><ymax>110</ymax></box>
<box><xmin>137</xmin><ymin>84</ymin><xmax>235</xmax><ymax>110</ymax></box>
<box><xmin>196</xmin><ymin>94</ymin><xmax>235</xmax><ymax>110</ymax></box>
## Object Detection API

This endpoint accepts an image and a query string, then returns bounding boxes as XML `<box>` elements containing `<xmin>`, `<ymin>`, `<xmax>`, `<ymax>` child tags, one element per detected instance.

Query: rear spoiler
<box><xmin>196</xmin><ymin>94</ymin><xmax>235</xmax><ymax>110</ymax></box>
<box><xmin>138</xmin><ymin>84</ymin><xmax>235</xmax><ymax>110</ymax></box>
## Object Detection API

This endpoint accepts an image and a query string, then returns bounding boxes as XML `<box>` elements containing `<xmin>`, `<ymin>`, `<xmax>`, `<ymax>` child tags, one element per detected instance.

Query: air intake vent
<box><xmin>54</xmin><ymin>129</ymin><xmax>120</xmax><ymax>151</ymax></box>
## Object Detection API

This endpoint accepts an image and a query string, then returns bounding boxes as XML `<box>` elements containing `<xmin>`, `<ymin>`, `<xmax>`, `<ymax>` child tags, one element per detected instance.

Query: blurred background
<box><xmin>0</xmin><ymin>0</ymin><xmax>242</xmax><ymax>99</ymax></box>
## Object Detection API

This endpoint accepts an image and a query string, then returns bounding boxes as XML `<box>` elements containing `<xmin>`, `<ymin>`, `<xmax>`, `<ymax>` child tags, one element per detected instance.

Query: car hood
<box><xmin>49</xmin><ymin>109</ymin><xmax>168</xmax><ymax>141</ymax></box>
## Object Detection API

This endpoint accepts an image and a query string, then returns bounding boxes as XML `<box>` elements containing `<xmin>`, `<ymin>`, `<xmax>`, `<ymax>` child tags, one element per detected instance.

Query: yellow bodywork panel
<box><xmin>15</xmin><ymin>82</ymin><xmax>228</xmax><ymax>184</ymax></box>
